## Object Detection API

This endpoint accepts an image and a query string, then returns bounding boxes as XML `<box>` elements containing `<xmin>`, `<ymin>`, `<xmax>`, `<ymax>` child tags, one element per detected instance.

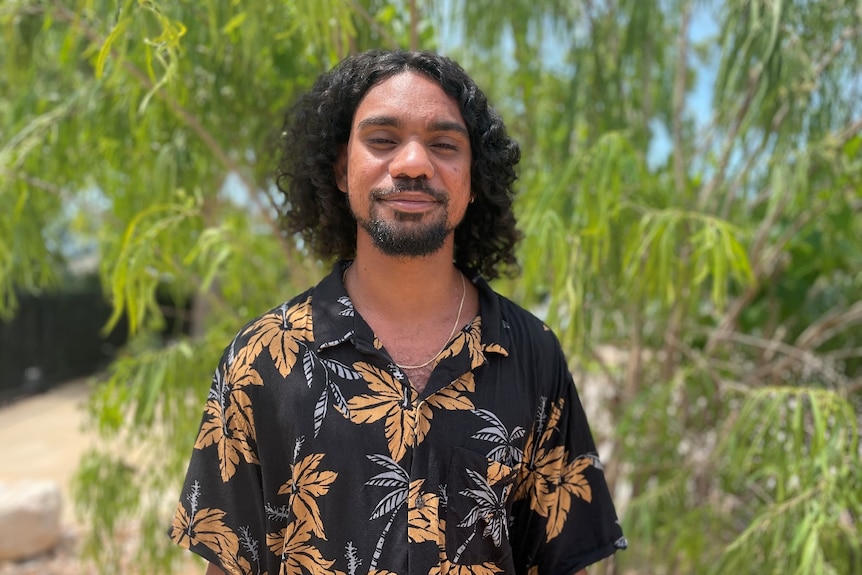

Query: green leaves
<box><xmin>713</xmin><ymin>386</ymin><xmax>860</xmax><ymax>575</ymax></box>
<box><xmin>95</xmin><ymin>16</ymin><xmax>129</xmax><ymax>80</ymax></box>
<box><xmin>103</xmin><ymin>198</ymin><xmax>201</xmax><ymax>334</ymax></box>
<box><xmin>515</xmin><ymin>129</ymin><xmax>754</xmax><ymax>352</ymax></box>
<box><xmin>625</xmin><ymin>208</ymin><xmax>753</xmax><ymax>309</ymax></box>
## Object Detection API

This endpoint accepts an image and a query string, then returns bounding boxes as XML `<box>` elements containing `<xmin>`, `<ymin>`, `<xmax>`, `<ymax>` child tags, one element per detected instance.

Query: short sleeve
<box><xmin>167</xmin><ymin>344</ymin><xmax>280</xmax><ymax>575</ymax></box>
<box><xmin>510</xmin><ymin>340</ymin><xmax>627</xmax><ymax>574</ymax></box>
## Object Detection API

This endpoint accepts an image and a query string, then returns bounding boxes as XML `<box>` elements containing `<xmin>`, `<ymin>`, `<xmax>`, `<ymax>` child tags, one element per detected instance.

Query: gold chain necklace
<box><xmin>396</xmin><ymin>273</ymin><xmax>466</xmax><ymax>371</ymax></box>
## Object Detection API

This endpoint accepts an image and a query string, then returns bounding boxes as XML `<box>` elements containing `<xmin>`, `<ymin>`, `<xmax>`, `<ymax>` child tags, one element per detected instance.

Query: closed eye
<box><xmin>430</xmin><ymin>138</ymin><xmax>466</xmax><ymax>154</ymax></box>
<box><xmin>366</xmin><ymin>137</ymin><xmax>398</xmax><ymax>148</ymax></box>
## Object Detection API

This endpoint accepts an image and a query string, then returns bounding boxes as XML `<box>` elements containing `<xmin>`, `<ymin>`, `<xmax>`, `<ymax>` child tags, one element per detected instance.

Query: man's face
<box><xmin>335</xmin><ymin>71</ymin><xmax>472</xmax><ymax>258</ymax></box>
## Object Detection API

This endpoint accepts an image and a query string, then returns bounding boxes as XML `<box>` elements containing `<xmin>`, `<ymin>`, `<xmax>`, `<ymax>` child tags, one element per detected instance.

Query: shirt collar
<box><xmin>311</xmin><ymin>260</ymin><xmax>510</xmax><ymax>357</ymax></box>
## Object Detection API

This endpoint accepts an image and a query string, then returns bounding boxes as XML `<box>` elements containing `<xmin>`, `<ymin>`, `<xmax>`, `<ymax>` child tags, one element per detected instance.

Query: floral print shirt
<box><xmin>170</xmin><ymin>262</ymin><xmax>627</xmax><ymax>575</ymax></box>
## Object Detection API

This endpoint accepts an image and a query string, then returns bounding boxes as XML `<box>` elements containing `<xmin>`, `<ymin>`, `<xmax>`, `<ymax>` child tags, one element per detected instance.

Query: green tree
<box><xmin>2</xmin><ymin>1</ymin><xmax>860</xmax><ymax>574</ymax></box>
<box><xmin>441</xmin><ymin>0</ymin><xmax>861</xmax><ymax>573</ymax></box>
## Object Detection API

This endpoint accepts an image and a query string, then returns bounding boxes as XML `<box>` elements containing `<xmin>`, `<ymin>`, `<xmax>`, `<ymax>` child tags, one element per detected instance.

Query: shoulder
<box><xmin>236</xmin><ymin>287</ymin><xmax>315</xmax><ymax>340</ymax></box>
<box><xmin>217</xmin><ymin>287</ymin><xmax>317</xmax><ymax>372</ymax></box>
<box><xmin>480</xmin><ymin>289</ymin><xmax>570</xmax><ymax>382</ymax></box>
<box><xmin>495</xmin><ymin>292</ymin><xmax>562</xmax><ymax>349</ymax></box>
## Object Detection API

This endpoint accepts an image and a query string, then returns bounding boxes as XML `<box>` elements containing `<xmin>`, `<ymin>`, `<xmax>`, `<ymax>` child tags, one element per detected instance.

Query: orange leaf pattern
<box><xmin>170</xmin><ymin>483</ymin><xmax>253</xmax><ymax>575</ymax></box>
<box><xmin>514</xmin><ymin>398</ymin><xmax>599</xmax><ymax>541</ymax></box>
<box><xmin>277</xmin><ymin>451</ymin><xmax>338</xmax><ymax>540</ymax></box>
<box><xmin>268</xmin><ymin>519</ymin><xmax>345</xmax><ymax>575</ymax></box>
<box><xmin>408</xmin><ymin>479</ymin><xmax>440</xmax><ymax>544</ymax></box>
<box><xmin>236</xmin><ymin>297</ymin><xmax>314</xmax><ymax>378</ymax></box>
<box><xmin>194</xmin><ymin>365</ymin><xmax>262</xmax><ymax>482</ymax></box>
<box><xmin>348</xmin><ymin>362</ymin><xmax>418</xmax><ymax>462</ymax></box>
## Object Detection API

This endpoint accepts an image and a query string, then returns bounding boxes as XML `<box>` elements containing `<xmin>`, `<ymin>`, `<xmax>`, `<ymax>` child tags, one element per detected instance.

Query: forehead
<box><xmin>352</xmin><ymin>71</ymin><xmax>466</xmax><ymax>130</ymax></box>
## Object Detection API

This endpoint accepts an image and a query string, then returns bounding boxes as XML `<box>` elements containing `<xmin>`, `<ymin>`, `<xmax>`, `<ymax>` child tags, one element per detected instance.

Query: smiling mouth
<box><xmin>380</xmin><ymin>195</ymin><xmax>439</xmax><ymax>214</ymax></box>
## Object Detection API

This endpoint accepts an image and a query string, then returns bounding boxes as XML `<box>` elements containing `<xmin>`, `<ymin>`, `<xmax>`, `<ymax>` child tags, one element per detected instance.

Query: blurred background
<box><xmin>1</xmin><ymin>1</ymin><xmax>860</xmax><ymax>574</ymax></box>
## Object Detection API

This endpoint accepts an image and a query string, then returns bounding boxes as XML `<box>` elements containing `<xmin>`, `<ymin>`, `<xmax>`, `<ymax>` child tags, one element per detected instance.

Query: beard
<box><xmin>361</xmin><ymin>214</ymin><xmax>451</xmax><ymax>257</ymax></box>
<box><xmin>352</xmin><ymin>179</ymin><xmax>453</xmax><ymax>257</ymax></box>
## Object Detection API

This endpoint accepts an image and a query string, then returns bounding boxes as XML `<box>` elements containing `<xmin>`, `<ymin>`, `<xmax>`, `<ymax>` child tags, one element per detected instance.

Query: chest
<box><xmin>401</xmin><ymin>364</ymin><xmax>434</xmax><ymax>392</ymax></box>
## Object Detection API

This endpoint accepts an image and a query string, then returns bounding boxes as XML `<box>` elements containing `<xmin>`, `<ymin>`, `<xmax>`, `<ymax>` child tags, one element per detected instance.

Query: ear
<box><xmin>334</xmin><ymin>145</ymin><xmax>348</xmax><ymax>193</ymax></box>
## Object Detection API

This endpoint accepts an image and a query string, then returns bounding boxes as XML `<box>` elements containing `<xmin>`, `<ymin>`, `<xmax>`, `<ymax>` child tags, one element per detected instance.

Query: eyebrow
<box><xmin>357</xmin><ymin>115</ymin><xmax>469</xmax><ymax>137</ymax></box>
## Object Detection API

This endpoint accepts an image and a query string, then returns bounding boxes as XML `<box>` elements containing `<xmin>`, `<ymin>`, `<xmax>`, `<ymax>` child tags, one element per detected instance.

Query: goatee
<box><xmin>354</xmin><ymin>178</ymin><xmax>453</xmax><ymax>257</ymax></box>
<box><xmin>362</xmin><ymin>217</ymin><xmax>451</xmax><ymax>257</ymax></box>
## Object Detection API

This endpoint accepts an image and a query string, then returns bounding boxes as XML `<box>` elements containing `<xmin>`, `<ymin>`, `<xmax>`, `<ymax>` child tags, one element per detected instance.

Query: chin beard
<box><xmin>351</xmin><ymin>178</ymin><xmax>456</xmax><ymax>257</ymax></box>
<box><xmin>362</xmin><ymin>217</ymin><xmax>451</xmax><ymax>257</ymax></box>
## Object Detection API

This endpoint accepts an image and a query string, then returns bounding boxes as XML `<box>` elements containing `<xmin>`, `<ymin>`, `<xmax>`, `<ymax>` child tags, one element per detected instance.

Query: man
<box><xmin>170</xmin><ymin>49</ymin><xmax>627</xmax><ymax>575</ymax></box>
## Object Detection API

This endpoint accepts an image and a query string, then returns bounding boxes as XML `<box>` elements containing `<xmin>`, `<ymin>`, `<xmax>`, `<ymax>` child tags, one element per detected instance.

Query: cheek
<box><xmin>450</xmin><ymin>169</ymin><xmax>471</xmax><ymax>199</ymax></box>
<box><xmin>348</xmin><ymin>155</ymin><xmax>386</xmax><ymax>186</ymax></box>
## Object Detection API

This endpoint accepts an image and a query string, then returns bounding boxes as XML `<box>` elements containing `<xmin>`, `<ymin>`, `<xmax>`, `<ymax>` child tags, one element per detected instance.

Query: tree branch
<box><xmin>17</xmin><ymin>174</ymin><xmax>64</xmax><ymax>196</ymax></box>
<box><xmin>409</xmin><ymin>0</ymin><xmax>419</xmax><ymax>51</ymax></box>
<box><xmin>720</xmin><ymin>330</ymin><xmax>849</xmax><ymax>387</ymax></box>
<box><xmin>348</xmin><ymin>0</ymin><xmax>399</xmax><ymax>49</ymax></box>
<box><xmin>671</xmin><ymin>1</ymin><xmax>691</xmax><ymax>198</ymax></box>
<box><xmin>49</xmin><ymin>2</ymin><xmax>295</xmax><ymax>260</ymax></box>
<box><xmin>695</xmin><ymin>64</ymin><xmax>761</xmax><ymax>212</ymax></box>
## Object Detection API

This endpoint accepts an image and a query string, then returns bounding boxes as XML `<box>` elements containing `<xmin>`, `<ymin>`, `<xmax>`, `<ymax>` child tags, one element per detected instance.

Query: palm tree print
<box><xmin>234</xmin><ymin>297</ymin><xmax>314</xmax><ymax>378</ymax></box>
<box><xmin>408</xmin><ymin>478</ymin><xmax>440</xmax><ymax>544</ymax></box>
<box><xmin>170</xmin><ymin>481</ymin><xmax>250</xmax><ymax>574</ymax></box>
<box><xmin>194</xmin><ymin>361</ymin><xmax>262</xmax><ymax>482</ymax></box>
<box><xmin>415</xmin><ymin>372</ymin><xmax>477</xmax><ymax>445</ymax></box>
<box><xmin>453</xmin><ymin>466</ymin><xmax>514</xmax><ymax>562</ymax></box>
<box><xmin>308</xmin><ymin>353</ymin><xmax>358</xmax><ymax>437</ymax></box>
<box><xmin>349</xmin><ymin>362</ymin><xmax>481</xmax><ymax>460</ymax></box>
<box><xmin>276</xmin><ymin>438</ymin><xmax>339</xmax><ymax>540</ymax></box>
<box><xmin>262</xmin><ymin>440</ymin><xmax>341</xmax><ymax>575</ymax></box>
<box><xmin>513</xmin><ymin>398</ymin><xmax>595</xmax><ymax>540</ymax></box>
<box><xmin>470</xmin><ymin>409</ymin><xmax>525</xmax><ymax>467</ymax></box>
<box><xmin>439</xmin><ymin>317</ymin><xmax>508</xmax><ymax>370</ymax></box>
<box><xmin>194</xmin><ymin>297</ymin><xmax>316</xmax><ymax>482</ymax></box>
<box><xmin>422</xmin><ymin>505</ymin><xmax>505</xmax><ymax>575</ymax></box>
<box><xmin>267</xmin><ymin>517</ymin><xmax>345</xmax><ymax>575</ymax></box>
<box><xmin>364</xmin><ymin>453</ymin><xmax>410</xmax><ymax>570</ymax></box>
<box><xmin>541</xmin><ymin>456</ymin><xmax>593</xmax><ymax>539</ymax></box>
<box><xmin>513</xmin><ymin>397</ymin><xmax>560</xmax><ymax>503</ymax></box>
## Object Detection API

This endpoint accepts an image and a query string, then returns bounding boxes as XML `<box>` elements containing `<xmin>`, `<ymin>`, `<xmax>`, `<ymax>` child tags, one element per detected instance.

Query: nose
<box><xmin>389</xmin><ymin>140</ymin><xmax>435</xmax><ymax>180</ymax></box>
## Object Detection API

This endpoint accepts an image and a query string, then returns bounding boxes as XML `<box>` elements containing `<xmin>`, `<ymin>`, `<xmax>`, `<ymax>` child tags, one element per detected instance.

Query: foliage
<box><xmin>443</xmin><ymin>1</ymin><xmax>861</xmax><ymax>573</ymax></box>
<box><xmin>2</xmin><ymin>0</ymin><xmax>860</xmax><ymax>574</ymax></box>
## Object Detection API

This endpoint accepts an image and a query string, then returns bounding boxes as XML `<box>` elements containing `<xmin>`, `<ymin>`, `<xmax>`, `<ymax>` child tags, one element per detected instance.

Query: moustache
<box><xmin>372</xmin><ymin>179</ymin><xmax>448</xmax><ymax>202</ymax></box>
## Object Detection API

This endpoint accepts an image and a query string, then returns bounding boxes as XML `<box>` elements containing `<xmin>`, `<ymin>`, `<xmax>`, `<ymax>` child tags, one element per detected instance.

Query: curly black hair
<box><xmin>275</xmin><ymin>49</ymin><xmax>522</xmax><ymax>280</ymax></box>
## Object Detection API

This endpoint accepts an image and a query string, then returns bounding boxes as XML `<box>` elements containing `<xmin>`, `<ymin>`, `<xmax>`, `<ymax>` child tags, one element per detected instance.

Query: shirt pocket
<box><xmin>445</xmin><ymin>446</ymin><xmax>520</xmax><ymax>568</ymax></box>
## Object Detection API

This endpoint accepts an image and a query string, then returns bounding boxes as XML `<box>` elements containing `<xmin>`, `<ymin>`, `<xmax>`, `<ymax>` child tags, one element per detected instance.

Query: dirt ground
<box><xmin>0</xmin><ymin>380</ymin><xmax>206</xmax><ymax>575</ymax></box>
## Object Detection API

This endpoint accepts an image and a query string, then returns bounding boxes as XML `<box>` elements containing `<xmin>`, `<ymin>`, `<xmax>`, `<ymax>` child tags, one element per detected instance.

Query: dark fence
<box><xmin>0</xmin><ymin>286</ymin><xmax>128</xmax><ymax>404</ymax></box>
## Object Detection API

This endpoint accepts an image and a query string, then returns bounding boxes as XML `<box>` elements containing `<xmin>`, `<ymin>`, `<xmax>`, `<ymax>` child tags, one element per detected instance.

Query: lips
<box><xmin>379</xmin><ymin>192</ymin><xmax>439</xmax><ymax>211</ymax></box>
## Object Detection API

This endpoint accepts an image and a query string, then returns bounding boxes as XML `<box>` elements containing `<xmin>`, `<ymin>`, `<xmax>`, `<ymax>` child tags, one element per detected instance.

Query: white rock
<box><xmin>0</xmin><ymin>480</ymin><xmax>63</xmax><ymax>561</ymax></box>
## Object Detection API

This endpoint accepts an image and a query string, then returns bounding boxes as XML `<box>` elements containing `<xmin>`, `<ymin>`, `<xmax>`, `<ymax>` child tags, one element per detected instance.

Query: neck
<box><xmin>346</xmin><ymin>239</ymin><xmax>461</xmax><ymax>322</ymax></box>
<box><xmin>344</xmin><ymin>235</ymin><xmax>479</xmax><ymax>389</ymax></box>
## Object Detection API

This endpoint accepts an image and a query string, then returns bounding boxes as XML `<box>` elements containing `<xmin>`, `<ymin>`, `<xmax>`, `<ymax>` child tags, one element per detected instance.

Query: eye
<box><xmin>364</xmin><ymin>139</ymin><xmax>399</xmax><ymax>153</ymax></box>
<box><xmin>432</xmin><ymin>142</ymin><xmax>459</xmax><ymax>151</ymax></box>
<box><xmin>365</xmin><ymin>132</ymin><xmax>399</xmax><ymax>149</ymax></box>
<box><xmin>431</xmin><ymin>137</ymin><xmax>466</xmax><ymax>154</ymax></box>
